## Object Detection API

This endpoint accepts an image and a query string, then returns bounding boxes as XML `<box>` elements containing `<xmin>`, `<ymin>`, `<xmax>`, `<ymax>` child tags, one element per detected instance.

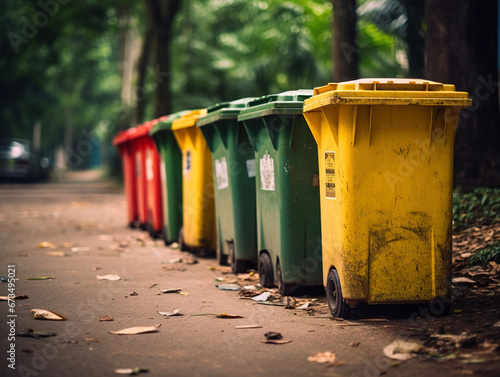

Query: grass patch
<box><xmin>453</xmin><ymin>188</ymin><xmax>500</xmax><ymax>231</ymax></box>
<box><xmin>469</xmin><ymin>241</ymin><xmax>500</xmax><ymax>267</ymax></box>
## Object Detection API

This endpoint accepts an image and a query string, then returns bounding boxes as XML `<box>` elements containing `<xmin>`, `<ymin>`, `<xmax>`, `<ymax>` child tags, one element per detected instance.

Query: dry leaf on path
<box><xmin>0</xmin><ymin>295</ymin><xmax>28</xmax><ymax>300</ymax></box>
<box><xmin>109</xmin><ymin>324</ymin><xmax>161</xmax><ymax>335</ymax></box>
<box><xmin>383</xmin><ymin>340</ymin><xmax>423</xmax><ymax>360</ymax></box>
<box><xmin>97</xmin><ymin>274</ymin><xmax>121</xmax><ymax>281</ymax></box>
<box><xmin>46</xmin><ymin>251</ymin><xmax>66</xmax><ymax>257</ymax></box>
<box><xmin>216</xmin><ymin>313</ymin><xmax>243</xmax><ymax>319</ymax></box>
<box><xmin>114</xmin><ymin>367</ymin><xmax>149</xmax><ymax>375</ymax></box>
<box><xmin>38</xmin><ymin>241</ymin><xmax>56</xmax><ymax>248</ymax></box>
<box><xmin>30</xmin><ymin>309</ymin><xmax>67</xmax><ymax>321</ymax></box>
<box><xmin>308</xmin><ymin>351</ymin><xmax>337</xmax><ymax>363</ymax></box>
<box><xmin>215</xmin><ymin>284</ymin><xmax>241</xmax><ymax>291</ymax></box>
<box><xmin>158</xmin><ymin>310</ymin><xmax>181</xmax><ymax>317</ymax></box>
<box><xmin>158</xmin><ymin>288</ymin><xmax>182</xmax><ymax>294</ymax></box>
<box><xmin>252</xmin><ymin>292</ymin><xmax>271</xmax><ymax>302</ymax></box>
<box><xmin>452</xmin><ymin>277</ymin><xmax>476</xmax><ymax>284</ymax></box>
<box><xmin>261</xmin><ymin>340</ymin><xmax>292</xmax><ymax>344</ymax></box>
<box><xmin>99</xmin><ymin>315</ymin><xmax>114</xmax><ymax>321</ymax></box>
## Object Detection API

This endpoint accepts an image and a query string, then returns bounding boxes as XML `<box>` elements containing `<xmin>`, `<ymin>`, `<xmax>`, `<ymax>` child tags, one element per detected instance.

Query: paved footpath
<box><xmin>0</xmin><ymin>172</ymin><xmax>498</xmax><ymax>377</ymax></box>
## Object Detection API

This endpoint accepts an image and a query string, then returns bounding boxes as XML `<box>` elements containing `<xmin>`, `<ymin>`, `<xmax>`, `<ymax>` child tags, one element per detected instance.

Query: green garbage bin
<box><xmin>150</xmin><ymin>111</ymin><xmax>190</xmax><ymax>245</ymax></box>
<box><xmin>197</xmin><ymin>98</ymin><xmax>257</xmax><ymax>273</ymax></box>
<box><xmin>238</xmin><ymin>90</ymin><xmax>322</xmax><ymax>295</ymax></box>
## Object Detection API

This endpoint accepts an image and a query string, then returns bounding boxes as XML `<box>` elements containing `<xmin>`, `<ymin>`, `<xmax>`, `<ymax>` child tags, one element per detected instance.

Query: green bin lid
<box><xmin>150</xmin><ymin>110</ymin><xmax>192</xmax><ymax>136</ymax></box>
<box><xmin>237</xmin><ymin>90</ymin><xmax>313</xmax><ymax>121</ymax></box>
<box><xmin>196</xmin><ymin>97</ymin><xmax>256</xmax><ymax>127</ymax></box>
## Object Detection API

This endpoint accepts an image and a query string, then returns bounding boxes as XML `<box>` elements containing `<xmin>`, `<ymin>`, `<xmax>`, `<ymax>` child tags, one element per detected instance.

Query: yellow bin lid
<box><xmin>171</xmin><ymin>109</ymin><xmax>207</xmax><ymax>131</ymax></box>
<box><xmin>303</xmin><ymin>78</ymin><xmax>472</xmax><ymax>110</ymax></box>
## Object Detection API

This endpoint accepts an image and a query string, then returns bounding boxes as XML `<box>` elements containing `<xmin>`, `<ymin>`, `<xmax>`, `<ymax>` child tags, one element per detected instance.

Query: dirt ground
<box><xmin>0</xmin><ymin>171</ymin><xmax>499</xmax><ymax>377</ymax></box>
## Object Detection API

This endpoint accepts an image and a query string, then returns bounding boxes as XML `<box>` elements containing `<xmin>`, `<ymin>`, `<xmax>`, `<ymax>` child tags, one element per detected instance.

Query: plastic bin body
<box><xmin>144</xmin><ymin>119</ymin><xmax>165</xmax><ymax>237</ymax></box>
<box><xmin>303</xmin><ymin>79</ymin><xmax>472</xmax><ymax>306</ymax></box>
<box><xmin>172</xmin><ymin>109</ymin><xmax>216</xmax><ymax>252</ymax></box>
<box><xmin>113</xmin><ymin>128</ymin><xmax>139</xmax><ymax>227</ymax></box>
<box><xmin>239</xmin><ymin>90</ymin><xmax>322</xmax><ymax>292</ymax></box>
<box><xmin>150</xmin><ymin>111</ymin><xmax>189</xmax><ymax>244</ymax></box>
<box><xmin>197</xmin><ymin>98</ymin><xmax>257</xmax><ymax>272</ymax></box>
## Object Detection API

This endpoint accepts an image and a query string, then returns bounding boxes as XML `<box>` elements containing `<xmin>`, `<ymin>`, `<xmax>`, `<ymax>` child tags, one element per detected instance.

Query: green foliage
<box><xmin>469</xmin><ymin>241</ymin><xmax>500</xmax><ymax>267</ymax></box>
<box><xmin>452</xmin><ymin>188</ymin><xmax>500</xmax><ymax>231</ymax></box>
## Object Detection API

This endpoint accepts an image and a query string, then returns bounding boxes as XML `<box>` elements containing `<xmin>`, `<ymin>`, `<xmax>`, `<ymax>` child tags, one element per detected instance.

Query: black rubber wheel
<box><xmin>230</xmin><ymin>243</ymin><xmax>246</xmax><ymax>274</ymax></box>
<box><xmin>178</xmin><ymin>227</ymin><xmax>187</xmax><ymax>251</ymax></box>
<box><xmin>276</xmin><ymin>260</ymin><xmax>296</xmax><ymax>296</ymax></box>
<box><xmin>326</xmin><ymin>269</ymin><xmax>350</xmax><ymax>318</ymax></box>
<box><xmin>258</xmin><ymin>253</ymin><xmax>273</xmax><ymax>288</ymax></box>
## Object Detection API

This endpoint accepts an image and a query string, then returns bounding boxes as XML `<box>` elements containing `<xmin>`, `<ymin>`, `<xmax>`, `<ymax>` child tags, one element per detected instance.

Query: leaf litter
<box><xmin>30</xmin><ymin>309</ymin><xmax>67</xmax><ymax>320</ymax></box>
<box><xmin>109</xmin><ymin>324</ymin><xmax>161</xmax><ymax>335</ymax></box>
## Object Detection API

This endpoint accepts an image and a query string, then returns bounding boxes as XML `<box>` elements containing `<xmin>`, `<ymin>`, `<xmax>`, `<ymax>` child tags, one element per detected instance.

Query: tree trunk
<box><xmin>144</xmin><ymin>0</ymin><xmax>181</xmax><ymax>118</ymax></box>
<box><xmin>332</xmin><ymin>0</ymin><xmax>359</xmax><ymax>82</ymax></box>
<box><xmin>426</xmin><ymin>0</ymin><xmax>500</xmax><ymax>188</ymax></box>
<box><xmin>404</xmin><ymin>0</ymin><xmax>424</xmax><ymax>78</ymax></box>
<box><xmin>134</xmin><ymin>26</ymin><xmax>153</xmax><ymax>125</ymax></box>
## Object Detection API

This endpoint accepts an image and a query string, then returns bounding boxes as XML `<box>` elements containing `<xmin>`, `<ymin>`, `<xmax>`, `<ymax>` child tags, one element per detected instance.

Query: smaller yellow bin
<box><xmin>171</xmin><ymin>109</ymin><xmax>216</xmax><ymax>253</ymax></box>
<box><xmin>303</xmin><ymin>79</ymin><xmax>472</xmax><ymax>318</ymax></box>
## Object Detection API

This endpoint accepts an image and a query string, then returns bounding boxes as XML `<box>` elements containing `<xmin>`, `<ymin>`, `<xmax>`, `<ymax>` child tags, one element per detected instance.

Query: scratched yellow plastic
<box><xmin>303</xmin><ymin>79</ymin><xmax>472</xmax><ymax>304</ymax></box>
<box><xmin>171</xmin><ymin>109</ymin><xmax>216</xmax><ymax>251</ymax></box>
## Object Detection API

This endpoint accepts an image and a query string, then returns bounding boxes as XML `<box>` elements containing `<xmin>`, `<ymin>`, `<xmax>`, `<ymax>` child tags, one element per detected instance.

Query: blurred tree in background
<box><xmin>0</xmin><ymin>0</ymin><xmax>498</xmax><ymax>186</ymax></box>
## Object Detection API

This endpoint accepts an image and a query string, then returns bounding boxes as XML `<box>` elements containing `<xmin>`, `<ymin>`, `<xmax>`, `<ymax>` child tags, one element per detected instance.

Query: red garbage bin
<box><xmin>114</xmin><ymin>119</ymin><xmax>165</xmax><ymax>237</ymax></box>
<box><xmin>113</xmin><ymin>128</ymin><xmax>140</xmax><ymax>228</ymax></box>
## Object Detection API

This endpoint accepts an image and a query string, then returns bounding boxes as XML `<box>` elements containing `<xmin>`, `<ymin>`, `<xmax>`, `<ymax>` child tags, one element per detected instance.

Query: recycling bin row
<box><xmin>113</xmin><ymin>78</ymin><xmax>472</xmax><ymax>318</ymax></box>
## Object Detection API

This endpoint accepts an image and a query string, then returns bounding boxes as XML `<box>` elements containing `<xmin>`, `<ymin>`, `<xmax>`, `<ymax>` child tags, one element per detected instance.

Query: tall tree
<box><xmin>332</xmin><ymin>0</ymin><xmax>359</xmax><ymax>81</ymax></box>
<box><xmin>426</xmin><ymin>0</ymin><xmax>500</xmax><ymax>188</ymax></box>
<box><xmin>143</xmin><ymin>0</ymin><xmax>180</xmax><ymax>118</ymax></box>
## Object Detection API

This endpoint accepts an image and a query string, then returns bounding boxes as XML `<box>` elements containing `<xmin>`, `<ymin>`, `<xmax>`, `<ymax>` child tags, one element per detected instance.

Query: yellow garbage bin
<box><xmin>303</xmin><ymin>79</ymin><xmax>472</xmax><ymax>318</ymax></box>
<box><xmin>171</xmin><ymin>109</ymin><xmax>216</xmax><ymax>254</ymax></box>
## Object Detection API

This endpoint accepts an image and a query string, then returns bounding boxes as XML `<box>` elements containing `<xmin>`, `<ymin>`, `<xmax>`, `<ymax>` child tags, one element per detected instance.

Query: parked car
<box><xmin>0</xmin><ymin>138</ymin><xmax>51</xmax><ymax>181</ymax></box>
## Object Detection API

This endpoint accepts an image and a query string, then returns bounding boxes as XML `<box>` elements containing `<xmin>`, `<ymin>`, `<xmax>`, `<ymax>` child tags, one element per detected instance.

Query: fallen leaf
<box><xmin>215</xmin><ymin>284</ymin><xmax>241</xmax><ymax>291</ymax></box>
<box><xmin>157</xmin><ymin>310</ymin><xmax>181</xmax><ymax>317</ymax></box>
<box><xmin>99</xmin><ymin>315</ymin><xmax>114</xmax><ymax>321</ymax></box>
<box><xmin>297</xmin><ymin>302</ymin><xmax>310</xmax><ymax>310</ymax></box>
<box><xmin>359</xmin><ymin>319</ymin><xmax>390</xmax><ymax>322</ymax></box>
<box><xmin>30</xmin><ymin>309</ymin><xmax>67</xmax><ymax>321</ymax></box>
<box><xmin>63</xmin><ymin>242</ymin><xmax>74</xmax><ymax>248</ymax></box>
<box><xmin>261</xmin><ymin>340</ymin><xmax>292</xmax><ymax>344</ymax></box>
<box><xmin>452</xmin><ymin>277</ymin><xmax>476</xmax><ymax>284</ymax></box>
<box><xmin>38</xmin><ymin>241</ymin><xmax>56</xmax><ymax>248</ymax></box>
<box><xmin>285</xmin><ymin>296</ymin><xmax>297</xmax><ymax>309</ymax></box>
<box><xmin>109</xmin><ymin>324</ymin><xmax>161</xmax><ymax>335</ymax></box>
<box><xmin>252</xmin><ymin>292</ymin><xmax>271</xmax><ymax>302</ymax></box>
<box><xmin>350</xmin><ymin>342</ymin><xmax>360</xmax><ymax>347</ymax></box>
<box><xmin>169</xmin><ymin>242</ymin><xmax>179</xmax><ymax>249</ymax></box>
<box><xmin>97</xmin><ymin>274</ymin><xmax>121</xmax><ymax>281</ymax></box>
<box><xmin>46</xmin><ymin>251</ymin><xmax>66</xmax><ymax>257</ymax></box>
<box><xmin>84</xmin><ymin>338</ymin><xmax>101</xmax><ymax>343</ymax></box>
<box><xmin>308</xmin><ymin>351</ymin><xmax>336</xmax><ymax>363</ymax></box>
<box><xmin>0</xmin><ymin>295</ymin><xmax>28</xmax><ymax>300</ymax></box>
<box><xmin>207</xmin><ymin>266</ymin><xmax>217</xmax><ymax>271</ymax></box>
<box><xmin>26</xmin><ymin>276</ymin><xmax>56</xmax><ymax>280</ymax></box>
<box><xmin>494</xmin><ymin>321</ymin><xmax>500</xmax><ymax>327</ymax></box>
<box><xmin>164</xmin><ymin>258</ymin><xmax>182</xmax><ymax>264</ymax></box>
<box><xmin>178</xmin><ymin>291</ymin><xmax>189</xmax><ymax>296</ymax></box>
<box><xmin>383</xmin><ymin>340</ymin><xmax>422</xmax><ymax>360</ymax></box>
<box><xmin>98</xmin><ymin>235</ymin><xmax>113</xmax><ymax>241</ymax></box>
<box><xmin>71</xmin><ymin>247</ymin><xmax>90</xmax><ymax>252</ymax></box>
<box><xmin>158</xmin><ymin>288</ymin><xmax>181</xmax><ymax>294</ymax></box>
<box><xmin>184</xmin><ymin>258</ymin><xmax>198</xmax><ymax>264</ymax></box>
<box><xmin>114</xmin><ymin>367</ymin><xmax>149</xmax><ymax>375</ymax></box>
<box><xmin>235</xmin><ymin>325</ymin><xmax>263</xmax><ymax>329</ymax></box>
<box><xmin>216</xmin><ymin>313</ymin><xmax>243</xmax><ymax>319</ymax></box>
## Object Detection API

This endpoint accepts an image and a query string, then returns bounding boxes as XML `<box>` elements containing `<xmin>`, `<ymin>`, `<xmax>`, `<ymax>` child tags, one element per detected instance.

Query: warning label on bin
<box><xmin>183</xmin><ymin>150</ymin><xmax>192</xmax><ymax>175</ymax></box>
<box><xmin>246</xmin><ymin>159</ymin><xmax>256</xmax><ymax>178</ymax></box>
<box><xmin>325</xmin><ymin>151</ymin><xmax>336</xmax><ymax>199</ymax></box>
<box><xmin>260</xmin><ymin>151</ymin><xmax>275</xmax><ymax>191</ymax></box>
<box><xmin>215</xmin><ymin>157</ymin><xmax>229</xmax><ymax>190</ymax></box>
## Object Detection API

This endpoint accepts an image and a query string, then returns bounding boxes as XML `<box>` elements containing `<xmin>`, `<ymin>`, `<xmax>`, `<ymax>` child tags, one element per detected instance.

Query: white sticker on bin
<box><xmin>260</xmin><ymin>152</ymin><xmax>275</xmax><ymax>191</ymax></box>
<box><xmin>183</xmin><ymin>151</ymin><xmax>192</xmax><ymax>175</ymax></box>
<box><xmin>246</xmin><ymin>159</ymin><xmax>255</xmax><ymax>178</ymax></box>
<box><xmin>215</xmin><ymin>157</ymin><xmax>229</xmax><ymax>190</ymax></box>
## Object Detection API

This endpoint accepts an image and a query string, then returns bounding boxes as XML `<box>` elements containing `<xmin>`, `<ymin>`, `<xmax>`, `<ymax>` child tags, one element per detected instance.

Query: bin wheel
<box><xmin>326</xmin><ymin>269</ymin><xmax>350</xmax><ymax>319</ymax></box>
<box><xmin>277</xmin><ymin>261</ymin><xmax>296</xmax><ymax>296</ymax></box>
<box><xmin>178</xmin><ymin>227</ymin><xmax>187</xmax><ymax>251</ymax></box>
<box><xmin>258</xmin><ymin>253</ymin><xmax>273</xmax><ymax>288</ymax></box>
<box><xmin>229</xmin><ymin>243</ymin><xmax>246</xmax><ymax>274</ymax></box>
